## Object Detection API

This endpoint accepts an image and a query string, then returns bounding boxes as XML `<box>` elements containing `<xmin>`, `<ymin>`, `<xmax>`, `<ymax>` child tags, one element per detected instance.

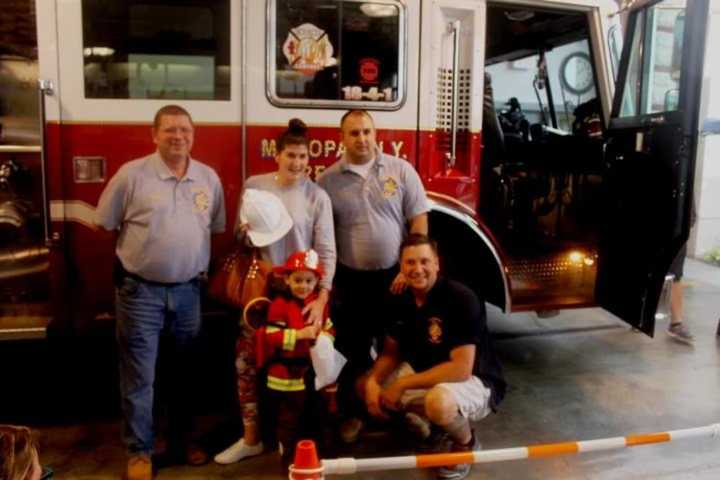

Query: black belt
<box><xmin>124</xmin><ymin>271</ymin><xmax>198</xmax><ymax>288</ymax></box>
<box><xmin>114</xmin><ymin>256</ymin><xmax>199</xmax><ymax>287</ymax></box>
<box><xmin>336</xmin><ymin>263</ymin><xmax>398</xmax><ymax>277</ymax></box>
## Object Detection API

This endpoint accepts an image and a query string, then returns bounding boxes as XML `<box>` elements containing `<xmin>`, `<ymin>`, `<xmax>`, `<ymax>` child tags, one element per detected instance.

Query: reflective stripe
<box><xmin>283</xmin><ymin>329</ymin><xmax>297</xmax><ymax>350</ymax></box>
<box><xmin>324</xmin><ymin>318</ymin><xmax>334</xmax><ymax>330</ymax></box>
<box><xmin>266</xmin><ymin>326</ymin><xmax>281</xmax><ymax>333</ymax></box>
<box><xmin>267</xmin><ymin>375</ymin><xmax>305</xmax><ymax>392</ymax></box>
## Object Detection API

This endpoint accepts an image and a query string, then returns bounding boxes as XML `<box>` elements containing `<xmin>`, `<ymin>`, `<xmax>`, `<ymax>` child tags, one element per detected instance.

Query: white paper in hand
<box><xmin>311</xmin><ymin>333</ymin><xmax>347</xmax><ymax>390</ymax></box>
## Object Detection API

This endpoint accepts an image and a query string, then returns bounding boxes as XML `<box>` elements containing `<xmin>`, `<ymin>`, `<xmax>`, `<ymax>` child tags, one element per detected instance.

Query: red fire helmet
<box><xmin>273</xmin><ymin>249</ymin><xmax>324</xmax><ymax>279</ymax></box>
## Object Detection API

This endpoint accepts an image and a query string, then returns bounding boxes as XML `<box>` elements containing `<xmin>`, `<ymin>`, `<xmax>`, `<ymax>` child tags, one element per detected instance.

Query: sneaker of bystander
<box><xmin>667</xmin><ymin>322</ymin><xmax>694</xmax><ymax>344</ymax></box>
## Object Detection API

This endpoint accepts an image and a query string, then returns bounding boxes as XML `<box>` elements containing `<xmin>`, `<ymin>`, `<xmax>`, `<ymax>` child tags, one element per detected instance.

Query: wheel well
<box><xmin>429</xmin><ymin>210</ymin><xmax>508</xmax><ymax>311</ymax></box>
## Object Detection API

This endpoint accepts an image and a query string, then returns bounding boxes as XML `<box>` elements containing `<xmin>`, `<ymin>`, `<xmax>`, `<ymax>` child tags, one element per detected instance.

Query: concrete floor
<box><xmin>2</xmin><ymin>259</ymin><xmax>719</xmax><ymax>479</ymax></box>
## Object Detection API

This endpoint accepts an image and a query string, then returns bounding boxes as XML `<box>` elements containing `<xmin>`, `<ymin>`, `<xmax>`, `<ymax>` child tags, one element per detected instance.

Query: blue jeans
<box><xmin>116</xmin><ymin>275</ymin><xmax>201</xmax><ymax>455</ymax></box>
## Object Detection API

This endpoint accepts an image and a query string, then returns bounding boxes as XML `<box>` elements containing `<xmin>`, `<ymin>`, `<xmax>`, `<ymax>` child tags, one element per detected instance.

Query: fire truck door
<box><xmin>596</xmin><ymin>0</ymin><xmax>709</xmax><ymax>335</ymax></box>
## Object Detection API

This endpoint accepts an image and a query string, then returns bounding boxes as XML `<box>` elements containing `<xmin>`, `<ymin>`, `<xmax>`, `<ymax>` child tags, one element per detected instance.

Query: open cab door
<box><xmin>597</xmin><ymin>0</ymin><xmax>709</xmax><ymax>335</ymax></box>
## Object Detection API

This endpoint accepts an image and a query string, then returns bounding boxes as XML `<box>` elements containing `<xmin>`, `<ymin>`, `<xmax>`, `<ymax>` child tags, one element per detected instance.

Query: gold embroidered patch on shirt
<box><xmin>382</xmin><ymin>176</ymin><xmax>399</xmax><ymax>198</ymax></box>
<box><xmin>428</xmin><ymin>317</ymin><xmax>443</xmax><ymax>344</ymax></box>
<box><xmin>193</xmin><ymin>191</ymin><xmax>210</xmax><ymax>212</ymax></box>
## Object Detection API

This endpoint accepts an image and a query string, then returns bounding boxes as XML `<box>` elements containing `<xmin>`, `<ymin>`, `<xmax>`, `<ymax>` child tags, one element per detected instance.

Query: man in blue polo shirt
<box><xmin>95</xmin><ymin>105</ymin><xmax>225</xmax><ymax>480</ymax></box>
<box><xmin>317</xmin><ymin>110</ymin><xmax>429</xmax><ymax>441</ymax></box>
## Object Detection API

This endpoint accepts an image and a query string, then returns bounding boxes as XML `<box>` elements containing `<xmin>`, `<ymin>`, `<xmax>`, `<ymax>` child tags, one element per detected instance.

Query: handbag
<box><xmin>209</xmin><ymin>248</ymin><xmax>271</xmax><ymax>309</ymax></box>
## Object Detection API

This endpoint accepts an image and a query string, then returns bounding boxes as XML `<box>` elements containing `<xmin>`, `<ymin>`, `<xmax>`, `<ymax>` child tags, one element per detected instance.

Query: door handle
<box><xmin>38</xmin><ymin>79</ymin><xmax>54</xmax><ymax>246</ymax></box>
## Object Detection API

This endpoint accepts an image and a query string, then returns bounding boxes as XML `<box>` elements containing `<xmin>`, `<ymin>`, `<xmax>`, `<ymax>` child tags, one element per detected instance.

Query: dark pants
<box><xmin>332</xmin><ymin>263</ymin><xmax>398</xmax><ymax>417</ymax></box>
<box><xmin>265</xmin><ymin>384</ymin><xmax>332</xmax><ymax>469</ymax></box>
<box><xmin>267</xmin><ymin>389</ymin><xmax>306</xmax><ymax>467</ymax></box>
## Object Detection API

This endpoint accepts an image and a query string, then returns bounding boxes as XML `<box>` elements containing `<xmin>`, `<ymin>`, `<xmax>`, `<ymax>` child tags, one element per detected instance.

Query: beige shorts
<box><xmin>385</xmin><ymin>362</ymin><xmax>492</xmax><ymax>422</ymax></box>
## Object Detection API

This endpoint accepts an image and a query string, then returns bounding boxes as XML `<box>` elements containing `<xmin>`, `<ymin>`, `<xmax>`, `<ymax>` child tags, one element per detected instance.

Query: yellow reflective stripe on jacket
<box><xmin>266</xmin><ymin>326</ymin><xmax>281</xmax><ymax>333</ymax></box>
<box><xmin>283</xmin><ymin>329</ymin><xmax>297</xmax><ymax>351</ymax></box>
<box><xmin>324</xmin><ymin>318</ymin><xmax>334</xmax><ymax>331</ymax></box>
<box><xmin>267</xmin><ymin>375</ymin><xmax>305</xmax><ymax>392</ymax></box>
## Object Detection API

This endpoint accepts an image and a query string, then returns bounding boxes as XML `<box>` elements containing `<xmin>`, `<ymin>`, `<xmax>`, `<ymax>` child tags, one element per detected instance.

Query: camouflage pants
<box><xmin>235</xmin><ymin>325</ymin><xmax>258</xmax><ymax>428</ymax></box>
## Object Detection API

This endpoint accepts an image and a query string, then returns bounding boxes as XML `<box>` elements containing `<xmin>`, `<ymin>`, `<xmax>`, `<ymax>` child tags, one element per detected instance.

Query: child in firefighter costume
<box><xmin>255</xmin><ymin>249</ymin><xmax>344</xmax><ymax>467</ymax></box>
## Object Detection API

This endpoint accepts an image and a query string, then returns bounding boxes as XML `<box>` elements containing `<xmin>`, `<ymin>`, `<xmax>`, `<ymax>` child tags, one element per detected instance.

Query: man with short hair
<box><xmin>360</xmin><ymin>234</ymin><xmax>506</xmax><ymax>480</ymax></box>
<box><xmin>95</xmin><ymin>105</ymin><xmax>226</xmax><ymax>480</ymax></box>
<box><xmin>317</xmin><ymin>110</ymin><xmax>429</xmax><ymax>440</ymax></box>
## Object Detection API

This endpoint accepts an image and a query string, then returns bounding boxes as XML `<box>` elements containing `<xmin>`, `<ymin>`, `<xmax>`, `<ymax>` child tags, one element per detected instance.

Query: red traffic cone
<box><xmin>288</xmin><ymin>439</ymin><xmax>323</xmax><ymax>479</ymax></box>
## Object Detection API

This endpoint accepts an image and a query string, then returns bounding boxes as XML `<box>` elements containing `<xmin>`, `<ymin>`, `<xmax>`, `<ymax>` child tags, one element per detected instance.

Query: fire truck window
<box><xmin>608</xmin><ymin>25</ymin><xmax>622</xmax><ymax>82</ymax></box>
<box><xmin>486</xmin><ymin>39</ymin><xmax>597</xmax><ymax>133</ymax></box>
<box><xmin>619</xmin><ymin>12</ymin><xmax>644</xmax><ymax>118</ymax></box>
<box><xmin>646</xmin><ymin>7</ymin><xmax>685</xmax><ymax>113</ymax></box>
<box><xmin>619</xmin><ymin>3</ymin><xmax>686</xmax><ymax>117</ymax></box>
<box><xmin>270</xmin><ymin>0</ymin><xmax>404</xmax><ymax>108</ymax></box>
<box><xmin>81</xmin><ymin>1</ymin><xmax>230</xmax><ymax>100</ymax></box>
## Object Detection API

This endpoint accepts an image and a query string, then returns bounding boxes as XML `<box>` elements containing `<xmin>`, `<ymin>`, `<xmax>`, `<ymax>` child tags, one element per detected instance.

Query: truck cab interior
<box><xmin>480</xmin><ymin>3</ymin><xmax>607</xmax><ymax>309</ymax></box>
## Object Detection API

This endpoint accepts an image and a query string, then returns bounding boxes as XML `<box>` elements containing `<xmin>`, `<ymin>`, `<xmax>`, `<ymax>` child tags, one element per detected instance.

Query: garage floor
<box><xmin>2</xmin><ymin>259</ymin><xmax>719</xmax><ymax>479</ymax></box>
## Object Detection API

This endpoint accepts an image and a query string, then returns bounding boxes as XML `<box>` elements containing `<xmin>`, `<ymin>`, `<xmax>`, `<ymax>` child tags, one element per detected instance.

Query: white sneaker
<box><xmin>214</xmin><ymin>438</ymin><xmax>263</xmax><ymax>464</ymax></box>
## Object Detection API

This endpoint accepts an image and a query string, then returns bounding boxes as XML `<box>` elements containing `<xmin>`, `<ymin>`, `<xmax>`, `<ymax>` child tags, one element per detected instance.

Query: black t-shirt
<box><xmin>386</xmin><ymin>277</ymin><xmax>506</xmax><ymax>410</ymax></box>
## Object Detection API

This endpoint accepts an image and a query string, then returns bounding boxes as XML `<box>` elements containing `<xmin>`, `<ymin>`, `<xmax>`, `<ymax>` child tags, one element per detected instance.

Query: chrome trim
<box><xmin>265</xmin><ymin>0</ymin><xmax>407</xmax><ymax>110</ymax></box>
<box><xmin>72</xmin><ymin>156</ymin><xmax>106</xmax><ymax>183</ymax></box>
<box><xmin>0</xmin><ymin>326</ymin><xmax>48</xmax><ymax>341</ymax></box>
<box><xmin>0</xmin><ymin>146</ymin><xmax>42</xmax><ymax>153</ymax></box>
<box><xmin>427</xmin><ymin>191</ymin><xmax>476</xmax><ymax>217</ymax></box>
<box><xmin>428</xmin><ymin>198</ymin><xmax>511</xmax><ymax>313</ymax></box>
<box><xmin>653</xmin><ymin>274</ymin><xmax>674</xmax><ymax>323</ymax></box>
<box><xmin>37</xmin><ymin>79</ymin><xmax>54</xmax><ymax>245</ymax></box>
<box><xmin>448</xmin><ymin>20</ymin><xmax>461</xmax><ymax>169</ymax></box>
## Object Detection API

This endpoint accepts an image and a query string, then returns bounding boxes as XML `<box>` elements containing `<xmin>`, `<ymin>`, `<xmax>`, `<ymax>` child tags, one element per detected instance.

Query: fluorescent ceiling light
<box><xmin>83</xmin><ymin>47</ymin><xmax>115</xmax><ymax>57</ymax></box>
<box><xmin>360</xmin><ymin>3</ymin><xmax>397</xmax><ymax>18</ymax></box>
<box><xmin>505</xmin><ymin>10</ymin><xmax>535</xmax><ymax>22</ymax></box>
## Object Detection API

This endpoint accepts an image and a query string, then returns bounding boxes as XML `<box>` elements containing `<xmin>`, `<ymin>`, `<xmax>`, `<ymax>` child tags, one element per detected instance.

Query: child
<box><xmin>255</xmin><ymin>249</ymin><xmax>340</xmax><ymax>467</ymax></box>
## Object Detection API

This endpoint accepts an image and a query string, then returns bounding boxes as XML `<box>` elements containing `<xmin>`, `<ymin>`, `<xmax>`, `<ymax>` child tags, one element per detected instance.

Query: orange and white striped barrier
<box><xmin>295</xmin><ymin>423</ymin><xmax>720</xmax><ymax>476</ymax></box>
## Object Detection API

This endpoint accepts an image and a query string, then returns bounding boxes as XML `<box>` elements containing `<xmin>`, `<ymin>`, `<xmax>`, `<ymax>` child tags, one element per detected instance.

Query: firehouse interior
<box><xmin>479</xmin><ymin>3</ymin><xmax>606</xmax><ymax>310</ymax></box>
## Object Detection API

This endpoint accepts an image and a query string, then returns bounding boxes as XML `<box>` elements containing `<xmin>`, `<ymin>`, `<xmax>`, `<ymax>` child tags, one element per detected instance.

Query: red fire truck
<box><xmin>0</xmin><ymin>0</ymin><xmax>708</xmax><ymax>340</ymax></box>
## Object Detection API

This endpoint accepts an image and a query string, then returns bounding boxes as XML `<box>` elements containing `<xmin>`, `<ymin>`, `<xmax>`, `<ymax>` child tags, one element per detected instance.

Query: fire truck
<box><xmin>0</xmin><ymin>0</ymin><xmax>708</xmax><ymax>340</ymax></box>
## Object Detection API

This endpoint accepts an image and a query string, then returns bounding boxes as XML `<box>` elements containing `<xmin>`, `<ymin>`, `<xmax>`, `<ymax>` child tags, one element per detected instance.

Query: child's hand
<box><xmin>297</xmin><ymin>325</ymin><xmax>319</xmax><ymax>340</ymax></box>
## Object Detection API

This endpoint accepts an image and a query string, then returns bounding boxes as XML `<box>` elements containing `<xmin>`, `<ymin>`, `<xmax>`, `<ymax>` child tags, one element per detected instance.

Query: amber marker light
<box><xmin>568</xmin><ymin>251</ymin><xmax>584</xmax><ymax>265</ymax></box>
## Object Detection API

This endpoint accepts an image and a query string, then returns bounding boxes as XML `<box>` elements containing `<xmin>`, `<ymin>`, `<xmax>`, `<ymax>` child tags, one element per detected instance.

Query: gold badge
<box><xmin>382</xmin><ymin>176</ymin><xmax>399</xmax><ymax>198</ymax></box>
<box><xmin>193</xmin><ymin>191</ymin><xmax>210</xmax><ymax>212</ymax></box>
<box><xmin>428</xmin><ymin>317</ymin><xmax>443</xmax><ymax>344</ymax></box>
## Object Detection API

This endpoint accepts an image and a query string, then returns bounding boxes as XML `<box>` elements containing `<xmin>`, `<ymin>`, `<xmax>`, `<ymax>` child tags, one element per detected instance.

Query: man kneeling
<box><xmin>358</xmin><ymin>234</ymin><xmax>506</xmax><ymax>480</ymax></box>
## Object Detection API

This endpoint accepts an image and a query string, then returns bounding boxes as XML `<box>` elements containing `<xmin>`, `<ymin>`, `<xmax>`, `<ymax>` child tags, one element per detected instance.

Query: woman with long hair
<box><xmin>214</xmin><ymin>118</ymin><xmax>336</xmax><ymax>464</ymax></box>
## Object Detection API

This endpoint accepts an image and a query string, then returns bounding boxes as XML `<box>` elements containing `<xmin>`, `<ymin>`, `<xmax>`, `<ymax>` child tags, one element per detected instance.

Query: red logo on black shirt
<box><xmin>428</xmin><ymin>317</ymin><xmax>443</xmax><ymax>344</ymax></box>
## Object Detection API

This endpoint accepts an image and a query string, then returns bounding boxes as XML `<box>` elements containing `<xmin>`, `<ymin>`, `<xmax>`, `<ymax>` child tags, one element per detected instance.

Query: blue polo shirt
<box><xmin>95</xmin><ymin>152</ymin><xmax>226</xmax><ymax>283</ymax></box>
<box><xmin>318</xmin><ymin>149</ymin><xmax>428</xmax><ymax>270</ymax></box>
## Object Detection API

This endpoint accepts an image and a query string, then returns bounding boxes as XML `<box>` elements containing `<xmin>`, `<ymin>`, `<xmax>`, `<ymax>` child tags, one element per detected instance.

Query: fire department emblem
<box><xmin>428</xmin><ymin>317</ymin><xmax>443</xmax><ymax>344</ymax></box>
<box><xmin>304</xmin><ymin>249</ymin><xmax>319</xmax><ymax>269</ymax></box>
<box><xmin>193</xmin><ymin>191</ymin><xmax>210</xmax><ymax>212</ymax></box>
<box><xmin>382</xmin><ymin>176</ymin><xmax>399</xmax><ymax>198</ymax></box>
<box><xmin>283</xmin><ymin>23</ymin><xmax>337</xmax><ymax>76</ymax></box>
